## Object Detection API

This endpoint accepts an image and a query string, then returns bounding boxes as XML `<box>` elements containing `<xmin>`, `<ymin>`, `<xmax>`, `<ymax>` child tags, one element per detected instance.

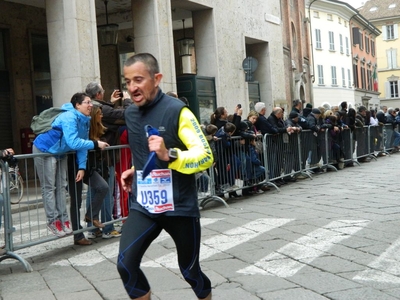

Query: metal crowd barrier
<box><xmin>0</xmin><ymin>145</ymin><xmax>131</xmax><ymax>271</ymax></box>
<box><xmin>2</xmin><ymin>123</ymin><xmax>400</xmax><ymax>272</ymax></box>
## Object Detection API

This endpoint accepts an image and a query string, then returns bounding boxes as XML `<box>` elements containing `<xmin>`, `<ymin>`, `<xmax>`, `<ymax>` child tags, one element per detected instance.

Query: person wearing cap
<box><xmin>303</xmin><ymin>103</ymin><xmax>313</xmax><ymax>118</ymax></box>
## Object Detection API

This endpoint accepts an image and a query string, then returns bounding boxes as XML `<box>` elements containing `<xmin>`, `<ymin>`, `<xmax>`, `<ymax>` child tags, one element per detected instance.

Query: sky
<box><xmin>342</xmin><ymin>0</ymin><xmax>366</xmax><ymax>9</ymax></box>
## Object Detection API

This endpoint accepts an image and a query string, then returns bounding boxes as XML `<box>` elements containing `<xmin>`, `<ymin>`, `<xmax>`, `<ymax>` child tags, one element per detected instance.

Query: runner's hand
<box><xmin>121</xmin><ymin>168</ymin><xmax>135</xmax><ymax>193</ymax></box>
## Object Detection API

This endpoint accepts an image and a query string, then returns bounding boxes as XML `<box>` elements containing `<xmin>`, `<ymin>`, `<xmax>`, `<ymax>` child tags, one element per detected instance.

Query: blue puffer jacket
<box><xmin>33</xmin><ymin>103</ymin><xmax>95</xmax><ymax>169</ymax></box>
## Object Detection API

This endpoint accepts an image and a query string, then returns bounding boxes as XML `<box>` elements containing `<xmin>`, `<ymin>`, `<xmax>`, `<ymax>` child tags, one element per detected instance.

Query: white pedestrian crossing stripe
<box><xmin>237</xmin><ymin>220</ymin><xmax>369</xmax><ymax>277</ymax></box>
<box><xmin>9</xmin><ymin>217</ymin><xmax>378</xmax><ymax>284</ymax></box>
<box><xmin>353</xmin><ymin>236</ymin><xmax>400</xmax><ymax>284</ymax></box>
<box><xmin>51</xmin><ymin>218</ymin><xmax>222</xmax><ymax>267</ymax></box>
<box><xmin>141</xmin><ymin>218</ymin><xmax>293</xmax><ymax>269</ymax></box>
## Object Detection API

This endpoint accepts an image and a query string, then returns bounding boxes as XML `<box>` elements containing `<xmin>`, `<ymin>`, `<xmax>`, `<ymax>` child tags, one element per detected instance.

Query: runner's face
<box><xmin>124</xmin><ymin>62</ymin><xmax>162</xmax><ymax>107</ymax></box>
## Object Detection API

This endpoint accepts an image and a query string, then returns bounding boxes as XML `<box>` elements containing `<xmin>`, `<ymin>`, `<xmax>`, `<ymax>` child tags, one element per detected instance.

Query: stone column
<box><xmin>131</xmin><ymin>0</ymin><xmax>176</xmax><ymax>92</ymax></box>
<box><xmin>46</xmin><ymin>0</ymin><xmax>100</xmax><ymax>106</ymax></box>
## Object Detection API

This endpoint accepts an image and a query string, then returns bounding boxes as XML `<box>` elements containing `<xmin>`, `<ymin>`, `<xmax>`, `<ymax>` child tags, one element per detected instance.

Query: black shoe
<box><xmin>283</xmin><ymin>177</ymin><xmax>297</xmax><ymax>183</ymax></box>
<box><xmin>271</xmin><ymin>180</ymin><xmax>282</xmax><ymax>187</ymax></box>
<box><xmin>229</xmin><ymin>191</ymin><xmax>240</xmax><ymax>198</ymax></box>
<box><xmin>313</xmin><ymin>167</ymin><xmax>323</xmax><ymax>174</ymax></box>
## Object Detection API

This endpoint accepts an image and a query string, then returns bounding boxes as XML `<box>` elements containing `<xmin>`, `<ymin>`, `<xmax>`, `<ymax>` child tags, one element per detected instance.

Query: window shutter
<box><xmin>382</xmin><ymin>26</ymin><xmax>387</xmax><ymax>40</ymax></box>
<box><xmin>385</xmin><ymin>82</ymin><xmax>391</xmax><ymax>98</ymax></box>
<box><xmin>387</xmin><ymin>49</ymin><xmax>393</xmax><ymax>69</ymax></box>
<box><xmin>352</xmin><ymin>27</ymin><xmax>360</xmax><ymax>44</ymax></box>
<box><xmin>394</xmin><ymin>24</ymin><xmax>399</xmax><ymax>39</ymax></box>
<box><xmin>394</xmin><ymin>49</ymin><xmax>398</xmax><ymax>68</ymax></box>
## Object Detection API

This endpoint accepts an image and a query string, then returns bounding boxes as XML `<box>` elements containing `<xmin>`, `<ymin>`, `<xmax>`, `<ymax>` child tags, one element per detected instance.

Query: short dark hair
<box><xmin>124</xmin><ymin>53</ymin><xmax>160</xmax><ymax>79</ymax></box>
<box><xmin>358</xmin><ymin>105</ymin><xmax>367</xmax><ymax>112</ymax></box>
<box><xmin>292</xmin><ymin>99</ymin><xmax>301</xmax><ymax>108</ymax></box>
<box><xmin>71</xmin><ymin>92</ymin><xmax>89</xmax><ymax>108</ymax></box>
<box><xmin>224</xmin><ymin>122</ymin><xmax>236</xmax><ymax>134</ymax></box>
<box><xmin>179</xmin><ymin>96</ymin><xmax>189</xmax><ymax>106</ymax></box>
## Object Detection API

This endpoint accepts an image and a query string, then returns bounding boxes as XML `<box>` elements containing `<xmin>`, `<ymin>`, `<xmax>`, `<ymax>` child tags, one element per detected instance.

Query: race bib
<box><xmin>136</xmin><ymin>169</ymin><xmax>174</xmax><ymax>214</ymax></box>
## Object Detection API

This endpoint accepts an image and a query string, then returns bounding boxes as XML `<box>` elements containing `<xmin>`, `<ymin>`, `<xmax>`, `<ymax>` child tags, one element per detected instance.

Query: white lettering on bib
<box><xmin>136</xmin><ymin>169</ymin><xmax>174</xmax><ymax>214</ymax></box>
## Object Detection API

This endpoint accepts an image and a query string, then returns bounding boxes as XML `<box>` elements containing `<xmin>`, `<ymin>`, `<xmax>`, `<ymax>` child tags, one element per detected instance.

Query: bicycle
<box><xmin>0</xmin><ymin>157</ymin><xmax>24</xmax><ymax>204</ymax></box>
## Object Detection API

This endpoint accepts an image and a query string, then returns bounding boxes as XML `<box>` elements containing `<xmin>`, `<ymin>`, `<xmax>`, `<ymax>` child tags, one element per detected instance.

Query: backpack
<box><xmin>31</xmin><ymin>107</ymin><xmax>64</xmax><ymax>135</ymax></box>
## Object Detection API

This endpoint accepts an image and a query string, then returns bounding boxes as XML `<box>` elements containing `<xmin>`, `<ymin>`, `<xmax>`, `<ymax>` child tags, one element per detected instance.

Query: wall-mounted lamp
<box><xmin>177</xmin><ymin>19</ymin><xmax>194</xmax><ymax>57</ymax></box>
<box><xmin>97</xmin><ymin>0</ymin><xmax>119</xmax><ymax>46</ymax></box>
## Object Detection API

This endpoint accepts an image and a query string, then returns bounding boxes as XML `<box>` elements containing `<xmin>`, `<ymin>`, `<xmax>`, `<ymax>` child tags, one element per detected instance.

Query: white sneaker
<box><xmin>102</xmin><ymin>230</ymin><xmax>122</xmax><ymax>239</ymax></box>
<box><xmin>47</xmin><ymin>220</ymin><xmax>66</xmax><ymax>237</ymax></box>
<box><xmin>62</xmin><ymin>221</ymin><xmax>73</xmax><ymax>235</ymax></box>
<box><xmin>87</xmin><ymin>230</ymin><xmax>102</xmax><ymax>239</ymax></box>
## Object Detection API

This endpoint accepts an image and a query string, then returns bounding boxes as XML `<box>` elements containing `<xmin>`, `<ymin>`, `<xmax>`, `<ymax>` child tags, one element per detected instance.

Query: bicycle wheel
<box><xmin>9</xmin><ymin>171</ymin><xmax>24</xmax><ymax>204</ymax></box>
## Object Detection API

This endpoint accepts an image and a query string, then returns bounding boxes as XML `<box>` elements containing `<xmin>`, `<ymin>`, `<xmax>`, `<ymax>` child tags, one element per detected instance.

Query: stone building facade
<box><xmin>0</xmin><ymin>0</ymin><xmax>286</xmax><ymax>152</ymax></box>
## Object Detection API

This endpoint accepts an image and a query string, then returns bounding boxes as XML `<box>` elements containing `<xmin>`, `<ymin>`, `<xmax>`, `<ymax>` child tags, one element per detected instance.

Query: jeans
<box><xmin>84</xmin><ymin>170</ymin><xmax>108</xmax><ymax>221</ymax></box>
<box><xmin>393</xmin><ymin>131</ymin><xmax>400</xmax><ymax>147</ymax></box>
<box><xmin>68</xmin><ymin>178</ymin><xmax>85</xmax><ymax>241</ymax></box>
<box><xmin>33</xmin><ymin>145</ymin><xmax>69</xmax><ymax>224</ymax></box>
<box><xmin>87</xmin><ymin>166</ymin><xmax>116</xmax><ymax>234</ymax></box>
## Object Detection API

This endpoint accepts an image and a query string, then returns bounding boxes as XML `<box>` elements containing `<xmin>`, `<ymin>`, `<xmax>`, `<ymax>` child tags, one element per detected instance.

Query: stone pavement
<box><xmin>1</xmin><ymin>153</ymin><xmax>400</xmax><ymax>299</ymax></box>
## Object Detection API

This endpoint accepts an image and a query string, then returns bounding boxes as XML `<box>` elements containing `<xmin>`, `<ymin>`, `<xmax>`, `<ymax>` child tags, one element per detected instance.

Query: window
<box><xmin>313</xmin><ymin>11</ymin><xmax>319</xmax><ymax>18</ymax></box>
<box><xmin>329</xmin><ymin>31</ymin><xmax>335</xmax><ymax>51</ymax></box>
<box><xmin>367</xmin><ymin>68</ymin><xmax>372</xmax><ymax>90</ymax></box>
<box><xmin>387</xmin><ymin>48</ymin><xmax>398</xmax><ymax>69</ymax></box>
<box><xmin>331</xmin><ymin>66</ymin><xmax>337</xmax><ymax>85</ymax></box>
<box><xmin>344</xmin><ymin>21</ymin><xmax>347</xmax><ymax>27</ymax></box>
<box><xmin>338</xmin><ymin>17</ymin><xmax>342</xmax><ymax>24</ymax></box>
<box><xmin>387</xmin><ymin>25</ymin><xmax>395</xmax><ymax>40</ymax></box>
<box><xmin>327</xmin><ymin>14</ymin><xmax>333</xmax><ymax>21</ymax></box>
<box><xmin>382</xmin><ymin>24</ymin><xmax>399</xmax><ymax>40</ymax></box>
<box><xmin>371</xmin><ymin>40</ymin><xmax>375</xmax><ymax>56</ymax></box>
<box><xmin>342</xmin><ymin>67</ymin><xmax>346</xmax><ymax>87</ymax></box>
<box><xmin>317</xmin><ymin>65</ymin><xmax>324</xmax><ymax>85</ymax></box>
<box><xmin>365</xmin><ymin>36</ymin><xmax>370</xmax><ymax>53</ymax></box>
<box><xmin>359</xmin><ymin>32</ymin><xmax>364</xmax><ymax>50</ymax></box>
<box><xmin>339</xmin><ymin>34</ymin><xmax>343</xmax><ymax>53</ymax></box>
<box><xmin>348</xmin><ymin>69</ymin><xmax>352</xmax><ymax>87</ymax></box>
<box><xmin>361</xmin><ymin>65</ymin><xmax>366</xmax><ymax>89</ymax></box>
<box><xmin>345</xmin><ymin>37</ymin><xmax>350</xmax><ymax>55</ymax></box>
<box><xmin>353</xmin><ymin>64</ymin><xmax>359</xmax><ymax>88</ymax></box>
<box><xmin>389</xmin><ymin>81</ymin><xmax>399</xmax><ymax>98</ymax></box>
<box><xmin>315</xmin><ymin>29</ymin><xmax>322</xmax><ymax>49</ymax></box>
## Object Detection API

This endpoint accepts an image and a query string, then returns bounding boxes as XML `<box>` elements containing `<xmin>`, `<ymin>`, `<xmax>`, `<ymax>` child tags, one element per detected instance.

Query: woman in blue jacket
<box><xmin>33</xmin><ymin>93</ymin><xmax>109</xmax><ymax>238</ymax></box>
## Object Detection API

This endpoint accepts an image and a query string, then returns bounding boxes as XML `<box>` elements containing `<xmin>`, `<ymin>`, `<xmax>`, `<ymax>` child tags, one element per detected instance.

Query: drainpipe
<box><xmin>307</xmin><ymin>0</ymin><xmax>318</xmax><ymax>106</ymax></box>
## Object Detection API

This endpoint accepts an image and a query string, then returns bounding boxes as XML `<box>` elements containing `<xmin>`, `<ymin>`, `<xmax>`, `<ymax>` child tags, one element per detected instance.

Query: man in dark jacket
<box><xmin>384</xmin><ymin>108</ymin><xmax>400</xmax><ymax>151</ymax></box>
<box><xmin>303</xmin><ymin>103</ymin><xmax>313</xmax><ymax>118</ymax></box>
<box><xmin>254</xmin><ymin>102</ymin><xmax>275</xmax><ymax>135</ymax></box>
<box><xmin>263</xmin><ymin>107</ymin><xmax>295</xmax><ymax>185</ymax></box>
<box><xmin>84</xmin><ymin>82</ymin><xmax>133</xmax><ymax>239</ymax></box>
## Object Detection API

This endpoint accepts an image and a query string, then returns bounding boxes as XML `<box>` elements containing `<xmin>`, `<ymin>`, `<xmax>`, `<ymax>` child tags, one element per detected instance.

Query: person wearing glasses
<box><xmin>33</xmin><ymin>93</ymin><xmax>109</xmax><ymax>239</ymax></box>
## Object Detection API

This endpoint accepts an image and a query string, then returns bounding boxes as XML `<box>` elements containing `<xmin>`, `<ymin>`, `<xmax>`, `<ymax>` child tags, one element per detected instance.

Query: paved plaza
<box><xmin>1</xmin><ymin>153</ymin><xmax>400</xmax><ymax>299</ymax></box>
